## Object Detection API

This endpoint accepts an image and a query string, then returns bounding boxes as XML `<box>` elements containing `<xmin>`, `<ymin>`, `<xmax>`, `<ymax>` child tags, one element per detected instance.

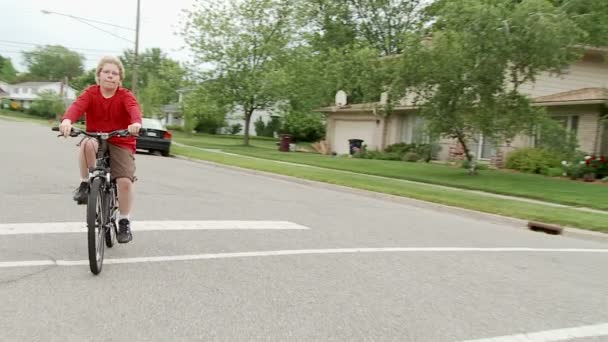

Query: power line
<box><xmin>41</xmin><ymin>10</ymin><xmax>135</xmax><ymax>31</ymax></box>
<box><xmin>0</xmin><ymin>49</ymin><xmax>122</xmax><ymax>59</ymax></box>
<box><xmin>71</xmin><ymin>17</ymin><xmax>134</xmax><ymax>44</ymax></box>
<box><xmin>0</xmin><ymin>40</ymin><xmax>123</xmax><ymax>54</ymax></box>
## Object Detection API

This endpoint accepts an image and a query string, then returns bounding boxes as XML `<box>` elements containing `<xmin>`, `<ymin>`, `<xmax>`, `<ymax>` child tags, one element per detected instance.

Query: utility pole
<box><xmin>132</xmin><ymin>0</ymin><xmax>141</xmax><ymax>96</ymax></box>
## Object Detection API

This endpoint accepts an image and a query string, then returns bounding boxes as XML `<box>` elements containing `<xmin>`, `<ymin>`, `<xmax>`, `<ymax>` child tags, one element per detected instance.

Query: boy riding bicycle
<box><xmin>59</xmin><ymin>56</ymin><xmax>142</xmax><ymax>244</ymax></box>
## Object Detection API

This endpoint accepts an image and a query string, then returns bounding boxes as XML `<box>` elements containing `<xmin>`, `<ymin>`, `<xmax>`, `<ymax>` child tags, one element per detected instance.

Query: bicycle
<box><xmin>53</xmin><ymin>126</ymin><xmax>131</xmax><ymax>275</ymax></box>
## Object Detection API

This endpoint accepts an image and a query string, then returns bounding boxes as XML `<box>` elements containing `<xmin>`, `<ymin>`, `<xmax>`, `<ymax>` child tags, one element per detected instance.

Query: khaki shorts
<box><xmin>83</xmin><ymin>138</ymin><xmax>136</xmax><ymax>182</ymax></box>
<box><xmin>108</xmin><ymin>143</ymin><xmax>136</xmax><ymax>182</ymax></box>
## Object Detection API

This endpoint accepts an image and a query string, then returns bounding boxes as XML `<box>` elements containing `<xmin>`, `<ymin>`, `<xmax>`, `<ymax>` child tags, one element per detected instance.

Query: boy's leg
<box><xmin>79</xmin><ymin>138</ymin><xmax>98</xmax><ymax>178</ymax></box>
<box><xmin>108</xmin><ymin>144</ymin><xmax>136</xmax><ymax>243</ymax></box>
<box><xmin>74</xmin><ymin>138</ymin><xmax>99</xmax><ymax>204</ymax></box>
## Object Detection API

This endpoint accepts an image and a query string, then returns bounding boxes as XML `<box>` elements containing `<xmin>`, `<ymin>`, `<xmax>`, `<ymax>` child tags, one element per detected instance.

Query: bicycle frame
<box><xmin>53</xmin><ymin>127</ymin><xmax>130</xmax><ymax>274</ymax></box>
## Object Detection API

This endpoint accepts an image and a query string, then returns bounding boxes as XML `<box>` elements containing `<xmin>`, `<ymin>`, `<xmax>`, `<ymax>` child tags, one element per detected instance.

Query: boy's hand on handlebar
<box><xmin>59</xmin><ymin>119</ymin><xmax>72</xmax><ymax>138</ymax></box>
<box><xmin>128</xmin><ymin>122</ymin><xmax>142</xmax><ymax>136</ymax></box>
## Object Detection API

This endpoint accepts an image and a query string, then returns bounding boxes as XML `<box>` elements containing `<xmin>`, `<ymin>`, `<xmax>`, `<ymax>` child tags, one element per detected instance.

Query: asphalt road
<box><xmin>1</xmin><ymin>118</ymin><xmax>607</xmax><ymax>342</ymax></box>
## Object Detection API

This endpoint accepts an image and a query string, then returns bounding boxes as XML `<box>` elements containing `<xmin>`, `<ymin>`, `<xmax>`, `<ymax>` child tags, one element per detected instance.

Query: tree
<box><xmin>120</xmin><ymin>48</ymin><xmax>186</xmax><ymax>113</ymax></box>
<box><xmin>182</xmin><ymin>0</ymin><xmax>294</xmax><ymax>145</ymax></box>
<box><xmin>348</xmin><ymin>0</ymin><xmax>424</xmax><ymax>55</ymax></box>
<box><xmin>70</xmin><ymin>68</ymin><xmax>96</xmax><ymax>92</ymax></box>
<box><xmin>399</xmin><ymin>0</ymin><xmax>584</xmax><ymax>173</ymax></box>
<box><xmin>182</xmin><ymin>82</ymin><xmax>228</xmax><ymax>134</ymax></box>
<box><xmin>0</xmin><ymin>55</ymin><xmax>17</xmax><ymax>82</ymax></box>
<box><xmin>22</xmin><ymin>45</ymin><xmax>84</xmax><ymax>81</ymax></box>
<box><xmin>30</xmin><ymin>90</ymin><xmax>66</xmax><ymax>119</ymax></box>
<box><xmin>552</xmin><ymin>0</ymin><xmax>608</xmax><ymax>46</ymax></box>
<box><xmin>302</xmin><ymin>0</ymin><xmax>358</xmax><ymax>52</ymax></box>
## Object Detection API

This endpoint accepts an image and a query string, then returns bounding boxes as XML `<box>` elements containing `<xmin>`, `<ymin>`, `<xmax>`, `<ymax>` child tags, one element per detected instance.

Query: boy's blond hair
<box><xmin>95</xmin><ymin>56</ymin><xmax>126</xmax><ymax>85</ymax></box>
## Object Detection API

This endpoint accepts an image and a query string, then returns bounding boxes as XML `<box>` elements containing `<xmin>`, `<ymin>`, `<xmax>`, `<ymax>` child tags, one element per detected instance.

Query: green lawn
<box><xmin>0</xmin><ymin>109</ymin><xmax>55</xmax><ymax>125</ymax></box>
<box><xmin>173</xmin><ymin>131</ymin><xmax>608</xmax><ymax>211</ymax></box>
<box><xmin>172</xmin><ymin>144</ymin><xmax>608</xmax><ymax>232</ymax></box>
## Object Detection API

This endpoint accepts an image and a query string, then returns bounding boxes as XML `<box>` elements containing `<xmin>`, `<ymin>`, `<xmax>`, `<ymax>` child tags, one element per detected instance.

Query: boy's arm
<box><xmin>124</xmin><ymin>91</ymin><xmax>143</xmax><ymax>124</ymax></box>
<box><xmin>62</xmin><ymin>88</ymin><xmax>92</xmax><ymax>123</ymax></box>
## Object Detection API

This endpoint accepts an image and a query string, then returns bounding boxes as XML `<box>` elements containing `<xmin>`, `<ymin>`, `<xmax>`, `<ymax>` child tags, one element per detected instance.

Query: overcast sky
<box><xmin>0</xmin><ymin>0</ymin><xmax>198</xmax><ymax>72</ymax></box>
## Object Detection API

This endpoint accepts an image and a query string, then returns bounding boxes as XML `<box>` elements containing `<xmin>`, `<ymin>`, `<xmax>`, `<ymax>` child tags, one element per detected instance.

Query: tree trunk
<box><xmin>456</xmin><ymin>133</ymin><xmax>477</xmax><ymax>175</ymax></box>
<box><xmin>243</xmin><ymin>108</ymin><xmax>253</xmax><ymax>146</ymax></box>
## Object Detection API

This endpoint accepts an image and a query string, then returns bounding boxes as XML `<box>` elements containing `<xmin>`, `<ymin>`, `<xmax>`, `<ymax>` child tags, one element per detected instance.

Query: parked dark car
<box><xmin>136</xmin><ymin>118</ymin><xmax>172</xmax><ymax>156</ymax></box>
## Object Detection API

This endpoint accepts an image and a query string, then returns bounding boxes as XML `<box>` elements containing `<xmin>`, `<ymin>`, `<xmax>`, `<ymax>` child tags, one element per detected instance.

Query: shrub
<box><xmin>165</xmin><ymin>124</ymin><xmax>184</xmax><ymax>132</ymax></box>
<box><xmin>254</xmin><ymin>116</ymin><xmax>280</xmax><ymax>137</ymax></box>
<box><xmin>384</xmin><ymin>142</ymin><xmax>441</xmax><ymax>162</ymax></box>
<box><xmin>353</xmin><ymin>150</ymin><xmax>401</xmax><ymax>161</ymax></box>
<box><xmin>461</xmin><ymin>160</ymin><xmax>489</xmax><ymax>170</ymax></box>
<box><xmin>536</xmin><ymin>116</ymin><xmax>579</xmax><ymax>161</ymax></box>
<box><xmin>280</xmin><ymin>112</ymin><xmax>325</xmax><ymax>142</ymax></box>
<box><xmin>561</xmin><ymin>154</ymin><xmax>607</xmax><ymax>179</ymax></box>
<box><xmin>402</xmin><ymin>152</ymin><xmax>420</xmax><ymax>162</ymax></box>
<box><xmin>228</xmin><ymin>123</ymin><xmax>242</xmax><ymax>135</ymax></box>
<box><xmin>505</xmin><ymin>148</ymin><xmax>561</xmax><ymax>174</ymax></box>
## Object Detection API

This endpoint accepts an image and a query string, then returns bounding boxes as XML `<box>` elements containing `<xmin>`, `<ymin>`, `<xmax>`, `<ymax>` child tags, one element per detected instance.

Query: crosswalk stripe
<box><xmin>0</xmin><ymin>220</ymin><xmax>310</xmax><ymax>235</ymax></box>
<box><xmin>1</xmin><ymin>247</ymin><xmax>607</xmax><ymax>269</ymax></box>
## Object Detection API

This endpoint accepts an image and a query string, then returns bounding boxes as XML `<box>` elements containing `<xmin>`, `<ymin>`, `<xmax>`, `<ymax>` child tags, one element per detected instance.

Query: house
<box><xmin>318</xmin><ymin>47</ymin><xmax>608</xmax><ymax>163</ymax></box>
<box><xmin>0</xmin><ymin>81</ymin><xmax>77</xmax><ymax>109</ymax></box>
<box><xmin>0</xmin><ymin>81</ymin><xmax>9</xmax><ymax>97</ymax></box>
<box><xmin>162</xmin><ymin>87</ymin><xmax>277</xmax><ymax>135</ymax></box>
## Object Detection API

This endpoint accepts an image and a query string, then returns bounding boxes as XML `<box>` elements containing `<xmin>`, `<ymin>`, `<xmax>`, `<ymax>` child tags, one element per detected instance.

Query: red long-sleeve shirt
<box><xmin>63</xmin><ymin>85</ymin><xmax>143</xmax><ymax>153</ymax></box>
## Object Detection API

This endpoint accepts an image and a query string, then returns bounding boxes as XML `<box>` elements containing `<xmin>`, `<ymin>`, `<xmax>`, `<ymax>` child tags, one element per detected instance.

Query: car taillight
<box><xmin>164</xmin><ymin>131</ymin><xmax>172</xmax><ymax>139</ymax></box>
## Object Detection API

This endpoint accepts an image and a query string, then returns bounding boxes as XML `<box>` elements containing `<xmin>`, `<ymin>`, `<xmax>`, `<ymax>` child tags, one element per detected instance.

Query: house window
<box><xmin>553</xmin><ymin>115</ymin><xmax>579</xmax><ymax>135</ymax></box>
<box><xmin>475</xmin><ymin>134</ymin><xmax>496</xmax><ymax>160</ymax></box>
<box><xmin>402</xmin><ymin>115</ymin><xmax>430</xmax><ymax>144</ymax></box>
<box><xmin>535</xmin><ymin>115</ymin><xmax>579</xmax><ymax>148</ymax></box>
<box><xmin>411</xmin><ymin>116</ymin><xmax>429</xmax><ymax>143</ymax></box>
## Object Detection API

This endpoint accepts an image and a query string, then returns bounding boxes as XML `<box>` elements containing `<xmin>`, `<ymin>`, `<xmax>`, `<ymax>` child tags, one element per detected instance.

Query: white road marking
<box><xmin>459</xmin><ymin>322</ymin><xmax>608</xmax><ymax>342</ymax></box>
<box><xmin>1</xmin><ymin>247</ymin><xmax>606</xmax><ymax>268</ymax></box>
<box><xmin>0</xmin><ymin>221</ymin><xmax>310</xmax><ymax>235</ymax></box>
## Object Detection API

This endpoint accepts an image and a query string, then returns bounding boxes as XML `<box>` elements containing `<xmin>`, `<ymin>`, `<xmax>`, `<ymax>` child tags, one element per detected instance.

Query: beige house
<box><xmin>318</xmin><ymin>47</ymin><xmax>608</xmax><ymax>164</ymax></box>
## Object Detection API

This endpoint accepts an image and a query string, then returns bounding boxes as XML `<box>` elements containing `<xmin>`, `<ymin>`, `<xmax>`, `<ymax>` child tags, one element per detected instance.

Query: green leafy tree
<box><xmin>70</xmin><ymin>68</ymin><xmax>96</xmax><ymax>92</ymax></box>
<box><xmin>348</xmin><ymin>0</ymin><xmax>424</xmax><ymax>55</ymax></box>
<box><xmin>552</xmin><ymin>0</ymin><xmax>608</xmax><ymax>46</ymax></box>
<box><xmin>120</xmin><ymin>48</ymin><xmax>186</xmax><ymax>113</ymax></box>
<box><xmin>30</xmin><ymin>90</ymin><xmax>66</xmax><ymax>118</ymax></box>
<box><xmin>182</xmin><ymin>0</ymin><xmax>294</xmax><ymax>145</ymax></box>
<box><xmin>400</xmin><ymin>0</ymin><xmax>584</xmax><ymax>173</ymax></box>
<box><xmin>182</xmin><ymin>82</ymin><xmax>228</xmax><ymax>134</ymax></box>
<box><xmin>22</xmin><ymin>45</ymin><xmax>84</xmax><ymax>81</ymax></box>
<box><xmin>0</xmin><ymin>55</ymin><xmax>17</xmax><ymax>82</ymax></box>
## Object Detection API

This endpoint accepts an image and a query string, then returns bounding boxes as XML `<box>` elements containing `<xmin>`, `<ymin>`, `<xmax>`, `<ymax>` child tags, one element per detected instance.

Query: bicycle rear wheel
<box><xmin>87</xmin><ymin>178</ymin><xmax>105</xmax><ymax>275</ymax></box>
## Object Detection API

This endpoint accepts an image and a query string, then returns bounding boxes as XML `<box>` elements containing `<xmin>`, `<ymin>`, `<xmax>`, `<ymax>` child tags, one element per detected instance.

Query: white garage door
<box><xmin>333</xmin><ymin>120</ymin><xmax>376</xmax><ymax>154</ymax></box>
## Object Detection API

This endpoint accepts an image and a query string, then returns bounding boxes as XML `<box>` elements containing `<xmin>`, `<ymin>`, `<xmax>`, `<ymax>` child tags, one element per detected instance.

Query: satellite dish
<box><xmin>335</xmin><ymin>90</ymin><xmax>347</xmax><ymax>107</ymax></box>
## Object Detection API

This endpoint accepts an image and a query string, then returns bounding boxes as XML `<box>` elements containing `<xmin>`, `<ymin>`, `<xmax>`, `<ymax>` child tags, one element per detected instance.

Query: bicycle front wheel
<box><xmin>87</xmin><ymin>178</ymin><xmax>105</xmax><ymax>275</ymax></box>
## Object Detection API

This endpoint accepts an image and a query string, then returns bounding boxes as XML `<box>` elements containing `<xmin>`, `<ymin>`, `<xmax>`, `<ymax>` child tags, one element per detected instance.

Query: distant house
<box><xmin>318</xmin><ymin>46</ymin><xmax>608</xmax><ymax>163</ymax></box>
<box><xmin>0</xmin><ymin>81</ymin><xmax>77</xmax><ymax>109</ymax></box>
<box><xmin>0</xmin><ymin>81</ymin><xmax>9</xmax><ymax>98</ymax></box>
<box><xmin>162</xmin><ymin>87</ymin><xmax>277</xmax><ymax>135</ymax></box>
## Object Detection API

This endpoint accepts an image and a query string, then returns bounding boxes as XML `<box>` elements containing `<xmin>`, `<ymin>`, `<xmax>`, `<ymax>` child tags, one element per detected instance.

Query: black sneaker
<box><xmin>117</xmin><ymin>219</ymin><xmax>133</xmax><ymax>243</ymax></box>
<box><xmin>73</xmin><ymin>182</ymin><xmax>88</xmax><ymax>205</ymax></box>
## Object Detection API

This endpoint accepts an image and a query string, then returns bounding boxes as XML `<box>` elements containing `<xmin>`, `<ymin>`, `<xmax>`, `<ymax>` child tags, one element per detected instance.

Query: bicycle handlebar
<box><xmin>52</xmin><ymin>126</ymin><xmax>131</xmax><ymax>138</ymax></box>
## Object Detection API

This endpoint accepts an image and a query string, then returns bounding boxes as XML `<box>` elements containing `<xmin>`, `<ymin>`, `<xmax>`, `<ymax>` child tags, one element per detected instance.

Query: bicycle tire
<box><xmin>87</xmin><ymin>178</ymin><xmax>105</xmax><ymax>275</ymax></box>
<box><xmin>105</xmin><ymin>184</ymin><xmax>117</xmax><ymax>248</ymax></box>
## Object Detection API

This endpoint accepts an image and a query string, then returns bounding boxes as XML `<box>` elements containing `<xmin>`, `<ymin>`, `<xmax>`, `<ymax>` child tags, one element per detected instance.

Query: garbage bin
<box><xmin>348</xmin><ymin>139</ymin><xmax>364</xmax><ymax>154</ymax></box>
<box><xmin>279</xmin><ymin>134</ymin><xmax>293</xmax><ymax>152</ymax></box>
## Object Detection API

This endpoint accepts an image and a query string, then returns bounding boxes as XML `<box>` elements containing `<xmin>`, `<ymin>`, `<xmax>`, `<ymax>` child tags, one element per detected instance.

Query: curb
<box><xmin>171</xmin><ymin>154</ymin><xmax>608</xmax><ymax>244</ymax></box>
